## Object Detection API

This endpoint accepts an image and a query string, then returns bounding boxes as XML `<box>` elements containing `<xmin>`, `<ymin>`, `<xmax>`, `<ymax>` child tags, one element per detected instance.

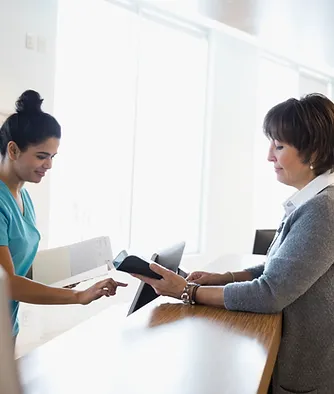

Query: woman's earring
<box><xmin>310</xmin><ymin>164</ymin><xmax>314</xmax><ymax>170</ymax></box>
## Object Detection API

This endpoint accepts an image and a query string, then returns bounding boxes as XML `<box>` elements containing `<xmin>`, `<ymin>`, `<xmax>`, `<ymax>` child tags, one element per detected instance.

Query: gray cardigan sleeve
<box><xmin>224</xmin><ymin>192</ymin><xmax>334</xmax><ymax>313</ymax></box>
<box><xmin>244</xmin><ymin>264</ymin><xmax>265</xmax><ymax>279</ymax></box>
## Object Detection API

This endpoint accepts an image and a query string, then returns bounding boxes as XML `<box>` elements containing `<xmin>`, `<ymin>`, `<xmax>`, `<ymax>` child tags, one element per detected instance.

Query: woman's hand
<box><xmin>132</xmin><ymin>263</ymin><xmax>187</xmax><ymax>299</ymax></box>
<box><xmin>186</xmin><ymin>271</ymin><xmax>226</xmax><ymax>285</ymax></box>
<box><xmin>77</xmin><ymin>278</ymin><xmax>128</xmax><ymax>305</ymax></box>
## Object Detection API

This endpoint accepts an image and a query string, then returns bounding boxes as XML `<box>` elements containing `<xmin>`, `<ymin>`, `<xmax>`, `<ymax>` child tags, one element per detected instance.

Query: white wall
<box><xmin>199</xmin><ymin>31</ymin><xmax>258</xmax><ymax>265</ymax></box>
<box><xmin>0</xmin><ymin>0</ymin><xmax>58</xmax><ymax>248</ymax></box>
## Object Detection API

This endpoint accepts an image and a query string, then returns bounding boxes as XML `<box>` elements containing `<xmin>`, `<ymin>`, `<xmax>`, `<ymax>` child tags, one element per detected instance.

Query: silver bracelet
<box><xmin>180</xmin><ymin>283</ymin><xmax>199</xmax><ymax>305</ymax></box>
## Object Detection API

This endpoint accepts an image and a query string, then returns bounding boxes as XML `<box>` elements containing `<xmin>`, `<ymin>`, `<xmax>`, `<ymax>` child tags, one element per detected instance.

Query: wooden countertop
<box><xmin>18</xmin><ymin>254</ymin><xmax>281</xmax><ymax>394</ymax></box>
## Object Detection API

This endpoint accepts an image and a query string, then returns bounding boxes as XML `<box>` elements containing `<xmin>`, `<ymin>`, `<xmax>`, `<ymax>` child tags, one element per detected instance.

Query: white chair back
<box><xmin>32</xmin><ymin>236</ymin><xmax>113</xmax><ymax>286</ymax></box>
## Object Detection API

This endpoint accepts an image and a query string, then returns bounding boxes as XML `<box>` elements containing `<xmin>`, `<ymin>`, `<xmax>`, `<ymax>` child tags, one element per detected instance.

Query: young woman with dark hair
<box><xmin>0</xmin><ymin>90</ymin><xmax>127</xmax><ymax>339</ymax></box>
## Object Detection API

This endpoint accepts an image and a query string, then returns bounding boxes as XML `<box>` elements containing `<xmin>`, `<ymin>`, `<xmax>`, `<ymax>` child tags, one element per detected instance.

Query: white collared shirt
<box><xmin>266</xmin><ymin>170</ymin><xmax>334</xmax><ymax>259</ymax></box>
<box><xmin>283</xmin><ymin>170</ymin><xmax>334</xmax><ymax>216</ymax></box>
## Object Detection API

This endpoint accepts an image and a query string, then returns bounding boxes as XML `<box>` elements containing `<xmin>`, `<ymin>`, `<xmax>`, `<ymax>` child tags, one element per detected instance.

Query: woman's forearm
<box><xmin>233</xmin><ymin>270</ymin><xmax>254</xmax><ymax>282</ymax></box>
<box><xmin>193</xmin><ymin>271</ymin><xmax>254</xmax><ymax>307</ymax></box>
<box><xmin>10</xmin><ymin>275</ymin><xmax>80</xmax><ymax>305</ymax></box>
<box><xmin>195</xmin><ymin>286</ymin><xmax>226</xmax><ymax>307</ymax></box>
<box><xmin>217</xmin><ymin>270</ymin><xmax>254</xmax><ymax>285</ymax></box>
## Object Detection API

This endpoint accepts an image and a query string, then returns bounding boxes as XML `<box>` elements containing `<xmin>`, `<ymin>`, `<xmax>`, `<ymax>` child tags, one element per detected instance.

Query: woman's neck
<box><xmin>0</xmin><ymin>164</ymin><xmax>24</xmax><ymax>197</ymax></box>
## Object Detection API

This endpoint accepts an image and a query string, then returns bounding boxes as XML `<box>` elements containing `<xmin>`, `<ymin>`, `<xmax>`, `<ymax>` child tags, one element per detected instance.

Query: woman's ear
<box><xmin>7</xmin><ymin>141</ymin><xmax>20</xmax><ymax>161</ymax></box>
<box><xmin>309</xmin><ymin>152</ymin><xmax>318</xmax><ymax>171</ymax></box>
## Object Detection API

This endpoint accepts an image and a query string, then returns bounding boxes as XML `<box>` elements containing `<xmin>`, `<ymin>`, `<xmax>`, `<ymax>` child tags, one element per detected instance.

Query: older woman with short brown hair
<box><xmin>136</xmin><ymin>94</ymin><xmax>334</xmax><ymax>394</ymax></box>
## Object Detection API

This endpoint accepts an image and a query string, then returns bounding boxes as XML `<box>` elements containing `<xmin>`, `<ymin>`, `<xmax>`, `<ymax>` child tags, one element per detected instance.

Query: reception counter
<box><xmin>18</xmin><ymin>254</ymin><xmax>281</xmax><ymax>394</ymax></box>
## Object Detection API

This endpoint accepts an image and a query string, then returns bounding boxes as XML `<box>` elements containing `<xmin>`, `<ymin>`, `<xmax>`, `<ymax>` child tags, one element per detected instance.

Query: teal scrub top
<box><xmin>0</xmin><ymin>180</ymin><xmax>40</xmax><ymax>336</ymax></box>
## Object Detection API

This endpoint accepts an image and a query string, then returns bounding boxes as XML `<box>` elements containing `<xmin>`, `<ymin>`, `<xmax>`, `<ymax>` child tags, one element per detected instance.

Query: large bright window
<box><xmin>50</xmin><ymin>0</ymin><xmax>209</xmax><ymax>254</ymax></box>
<box><xmin>254</xmin><ymin>57</ymin><xmax>298</xmax><ymax>230</ymax></box>
<box><xmin>130</xmin><ymin>13</ymin><xmax>208</xmax><ymax>252</ymax></box>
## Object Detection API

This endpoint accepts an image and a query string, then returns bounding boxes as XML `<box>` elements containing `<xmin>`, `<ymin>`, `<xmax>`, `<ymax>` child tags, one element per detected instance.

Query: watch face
<box><xmin>181</xmin><ymin>291</ymin><xmax>190</xmax><ymax>304</ymax></box>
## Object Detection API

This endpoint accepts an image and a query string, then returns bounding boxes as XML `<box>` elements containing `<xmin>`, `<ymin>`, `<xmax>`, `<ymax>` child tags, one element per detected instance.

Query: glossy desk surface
<box><xmin>18</xmin><ymin>254</ymin><xmax>281</xmax><ymax>394</ymax></box>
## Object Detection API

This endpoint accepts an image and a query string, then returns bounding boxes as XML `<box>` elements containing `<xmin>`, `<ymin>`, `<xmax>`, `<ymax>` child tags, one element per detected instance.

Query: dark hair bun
<box><xmin>15</xmin><ymin>90</ymin><xmax>44</xmax><ymax>114</ymax></box>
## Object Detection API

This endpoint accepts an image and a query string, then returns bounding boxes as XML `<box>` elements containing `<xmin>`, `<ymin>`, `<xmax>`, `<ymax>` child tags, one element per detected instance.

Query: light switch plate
<box><xmin>25</xmin><ymin>33</ymin><xmax>35</xmax><ymax>50</ymax></box>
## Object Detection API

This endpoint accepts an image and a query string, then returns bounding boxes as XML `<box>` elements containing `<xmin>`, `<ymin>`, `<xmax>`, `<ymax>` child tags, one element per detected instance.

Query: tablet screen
<box><xmin>112</xmin><ymin>250</ymin><xmax>128</xmax><ymax>269</ymax></box>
